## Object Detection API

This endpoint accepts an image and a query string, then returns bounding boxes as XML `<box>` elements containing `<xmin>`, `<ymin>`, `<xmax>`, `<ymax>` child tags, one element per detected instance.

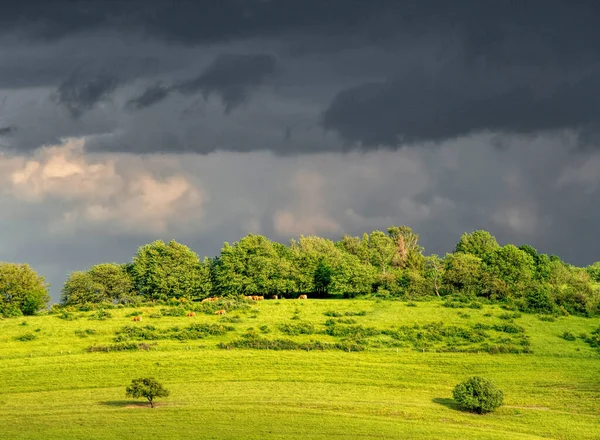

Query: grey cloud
<box><xmin>0</xmin><ymin>125</ymin><xmax>17</xmax><ymax>136</ymax></box>
<box><xmin>2</xmin><ymin>1</ymin><xmax>599</xmax><ymax>67</ymax></box>
<box><xmin>125</xmin><ymin>53</ymin><xmax>277</xmax><ymax>113</ymax></box>
<box><xmin>323</xmin><ymin>69</ymin><xmax>600</xmax><ymax>147</ymax></box>
<box><xmin>125</xmin><ymin>81</ymin><xmax>171</xmax><ymax>111</ymax></box>
<box><xmin>53</xmin><ymin>71</ymin><xmax>120</xmax><ymax>118</ymax></box>
<box><xmin>176</xmin><ymin>53</ymin><xmax>277</xmax><ymax>113</ymax></box>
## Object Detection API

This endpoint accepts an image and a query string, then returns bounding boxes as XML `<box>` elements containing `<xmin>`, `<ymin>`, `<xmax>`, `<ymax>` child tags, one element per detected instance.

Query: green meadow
<box><xmin>1</xmin><ymin>299</ymin><xmax>599</xmax><ymax>439</ymax></box>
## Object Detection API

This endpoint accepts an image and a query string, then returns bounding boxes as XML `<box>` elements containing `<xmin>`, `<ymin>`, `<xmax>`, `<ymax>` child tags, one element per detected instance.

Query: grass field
<box><xmin>1</xmin><ymin>298</ymin><xmax>599</xmax><ymax>439</ymax></box>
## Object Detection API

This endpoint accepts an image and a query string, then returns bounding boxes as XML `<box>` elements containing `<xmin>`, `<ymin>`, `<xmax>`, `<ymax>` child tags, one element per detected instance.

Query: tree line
<box><xmin>1</xmin><ymin>227</ymin><xmax>599</xmax><ymax>317</ymax></box>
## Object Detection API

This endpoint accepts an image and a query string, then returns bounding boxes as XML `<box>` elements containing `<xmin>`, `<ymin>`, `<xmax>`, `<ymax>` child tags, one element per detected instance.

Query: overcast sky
<box><xmin>1</xmin><ymin>0</ymin><xmax>599</xmax><ymax>302</ymax></box>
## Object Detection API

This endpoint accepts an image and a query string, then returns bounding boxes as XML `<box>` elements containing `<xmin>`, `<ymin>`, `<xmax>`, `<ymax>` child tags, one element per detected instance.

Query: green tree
<box><xmin>453</xmin><ymin>376</ymin><xmax>504</xmax><ymax>414</ymax></box>
<box><xmin>88</xmin><ymin>263</ymin><xmax>135</xmax><ymax>303</ymax></box>
<box><xmin>455</xmin><ymin>230</ymin><xmax>499</xmax><ymax>258</ymax></box>
<box><xmin>131</xmin><ymin>240</ymin><xmax>209</xmax><ymax>301</ymax></box>
<box><xmin>442</xmin><ymin>253</ymin><xmax>483</xmax><ymax>297</ymax></box>
<box><xmin>424</xmin><ymin>254</ymin><xmax>444</xmax><ymax>296</ymax></box>
<box><xmin>213</xmin><ymin>235</ymin><xmax>296</xmax><ymax>296</ymax></box>
<box><xmin>481</xmin><ymin>245</ymin><xmax>535</xmax><ymax>300</ymax></box>
<box><xmin>61</xmin><ymin>263</ymin><xmax>137</xmax><ymax>306</ymax></box>
<box><xmin>61</xmin><ymin>271</ymin><xmax>106</xmax><ymax>306</ymax></box>
<box><xmin>125</xmin><ymin>377</ymin><xmax>169</xmax><ymax>408</ymax></box>
<box><xmin>0</xmin><ymin>263</ymin><xmax>49</xmax><ymax>316</ymax></box>
<box><xmin>387</xmin><ymin>225</ymin><xmax>424</xmax><ymax>270</ymax></box>
<box><xmin>587</xmin><ymin>261</ymin><xmax>600</xmax><ymax>283</ymax></box>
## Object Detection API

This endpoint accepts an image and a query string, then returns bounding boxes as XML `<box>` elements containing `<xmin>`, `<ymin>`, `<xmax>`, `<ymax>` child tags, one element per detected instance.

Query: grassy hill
<box><xmin>1</xmin><ymin>298</ymin><xmax>599</xmax><ymax>439</ymax></box>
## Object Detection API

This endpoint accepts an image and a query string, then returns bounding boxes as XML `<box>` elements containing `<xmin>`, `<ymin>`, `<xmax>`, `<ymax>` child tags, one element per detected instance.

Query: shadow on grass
<box><xmin>432</xmin><ymin>397</ymin><xmax>461</xmax><ymax>411</ymax></box>
<box><xmin>99</xmin><ymin>400</ymin><xmax>149</xmax><ymax>408</ymax></box>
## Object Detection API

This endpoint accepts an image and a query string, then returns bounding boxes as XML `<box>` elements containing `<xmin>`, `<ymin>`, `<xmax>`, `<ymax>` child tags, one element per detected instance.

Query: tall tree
<box><xmin>387</xmin><ymin>225</ymin><xmax>424</xmax><ymax>270</ymax></box>
<box><xmin>131</xmin><ymin>240</ymin><xmax>208</xmax><ymax>300</ymax></box>
<box><xmin>455</xmin><ymin>230</ymin><xmax>499</xmax><ymax>258</ymax></box>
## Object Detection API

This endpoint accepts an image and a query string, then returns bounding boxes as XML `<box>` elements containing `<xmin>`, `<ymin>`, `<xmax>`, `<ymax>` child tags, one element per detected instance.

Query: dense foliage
<box><xmin>0</xmin><ymin>263</ymin><xmax>49</xmax><ymax>316</ymax></box>
<box><xmin>453</xmin><ymin>376</ymin><xmax>504</xmax><ymax>414</ymax></box>
<box><xmin>2</xmin><ymin>226</ymin><xmax>600</xmax><ymax>318</ymax></box>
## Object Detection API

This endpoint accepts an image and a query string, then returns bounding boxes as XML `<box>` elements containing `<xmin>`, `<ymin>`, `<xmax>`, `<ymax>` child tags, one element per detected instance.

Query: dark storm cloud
<box><xmin>175</xmin><ymin>53</ymin><xmax>278</xmax><ymax>113</ymax></box>
<box><xmin>125</xmin><ymin>81</ymin><xmax>171</xmax><ymax>111</ymax></box>
<box><xmin>52</xmin><ymin>71</ymin><xmax>120</xmax><ymax>118</ymax></box>
<box><xmin>323</xmin><ymin>70</ymin><xmax>600</xmax><ymax>147</ymax></box>
<box><xmin>2</xmin><ymin>1</ymin><xmax>599</xmax><ymax>61</ymax></box>
<box><xmin>126</xmin><ymin>53</ymin><xmax>277</xmax><ymax>112</ymax></box>
<box><xmin>2</xmin><ymin>0</ymin><xmax>600</xmax><ymax>152</ymax></box>
<box><xmin>0</xmin><ymin>125</ymin><xmax>17</xmax><ymax>136</ymax></box>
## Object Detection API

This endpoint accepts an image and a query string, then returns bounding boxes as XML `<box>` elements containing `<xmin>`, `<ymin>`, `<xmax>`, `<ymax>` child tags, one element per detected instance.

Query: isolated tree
<box><xmin>125</xmin><ymin>377</ymin><xmax>169</xmax><ymax>408</ymax></box>
<box><xmin>131</xmin><ymin>240</ymin><xmax>208</xmax><ymax>300</ymax></box>
<box><xmin>455</xmin><ymin>230</ymin><xmax>499</xmax><ymax>258</ymax></box>
<box><xmin>0</xmin><ymin>263</ymin><xmax>49</xmax><ymax>316</ymax></box>
<box><xmin>453</xmin><ymin>376</ymin><xmax>504</xmax><ymax>414</ymax></box>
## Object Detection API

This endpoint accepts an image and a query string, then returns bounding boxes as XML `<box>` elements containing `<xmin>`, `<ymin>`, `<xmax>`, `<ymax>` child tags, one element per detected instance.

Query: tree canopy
<box><xmin>0</xmin><ymin>263</ymin><xmax>49</xmax><ymax>316</ymax></box>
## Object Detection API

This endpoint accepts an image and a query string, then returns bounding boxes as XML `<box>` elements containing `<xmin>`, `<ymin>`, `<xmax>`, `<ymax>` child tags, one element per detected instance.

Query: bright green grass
<box><xmin>1</xmin><ymin>299</ymin><xmax>599</xmax><ymax>439</ymax></box>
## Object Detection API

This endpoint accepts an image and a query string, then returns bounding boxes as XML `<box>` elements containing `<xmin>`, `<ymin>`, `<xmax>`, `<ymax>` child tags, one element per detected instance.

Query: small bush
<box><xmin>88</xmin><ymin>343</ymin><xmax>156</xmax><ymax>352</ymax></box>
<box><xmin>458</xmin><ymin>312</ymin><xmax>471</xmax><ymax>318</ymax></box>
<box><xmin>498</xmin><ymin>312</ymin><xmax>521</xmax><ymax>320</ymax></box>
<box><xmin>452</xmin><ymin>376</ymin><xmax>504</xmax><ymax>414</ymax></box>
<box><xmin>56</xmin><ymin>310</ymin><xmax>79</xmax><ymax>320</ymax></box>
<box><xmin>75</xmin><ymin>328</ymin><xmax>98</xmax><ymax>338</ymax></box>
<box><xmin>561</xmin><ymin>331</ymin><xmax>576</xmax><ymax>341</ymax></box>
<box><xmin>278</xmin><ymin>321</ymin><xmax>315</xmax><ymax>335</ymax></box>
<box><xmin>159</xmin><ymin>307</ymin><xmax>187</xmax><ymax>317</ymax></box>
<box><xmin>15</xmin><ymin>333</ymin><xmax>37</xmax><ymax>342</ymax></box>
<box><xmin>220</xmin><ymin>315</ymin><xmax>242</xmax><ymax>323</ymax></box>
<box><xmin>537</xmin><ymin>315</ymin><xmax>556</xmax><ymax>322</ymax></box>
<box><xmin>492</xmin><ymin>323</ymin><xmax>524</xmax><ymax>334</ymax></box>
<box><xmin>406</xmin><ymin>302</ymin><xmax>417</xmax><ymax>307</ymax></box>
<box><xmin>88</xmin><ymin>309</ymin><xmax>112</xmax><ymax>321</ymax></box>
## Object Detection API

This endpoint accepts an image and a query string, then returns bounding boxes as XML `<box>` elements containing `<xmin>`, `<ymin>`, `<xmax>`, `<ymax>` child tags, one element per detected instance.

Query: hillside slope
<box><xmin>1</xmin><ymin>299</ymin><xmax>599</xmax><ymax>439</ymax></box>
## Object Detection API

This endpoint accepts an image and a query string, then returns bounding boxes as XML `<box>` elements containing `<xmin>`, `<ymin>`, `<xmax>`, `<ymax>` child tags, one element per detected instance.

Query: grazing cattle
<box><xmin>256</xmin><ymin>295</ymin><xmax>264</xmax><ymax>301</ymax></box>
<box><xmin>202</xmin><ymin>297</ymin><xmax>220</xmax><ymax>303</ymax></box>
<box><xmin>132</xmin><ymin>316</ymin><xmax>142</xmax><ymax>321</ymax></box>
<box><xmin>272</xmin><ymin>295</ymin><xmax>278</xmax><ymax>300</ymax></box>
<box><xmin>244</xmin><ymin>296</ymin><xmax>254</xmax><ymax>300</ymax></box>
<box><xmin>298</xmin><ymin>294</ymin><xmax>308</xmax><ymax>300</ymax></box>
<box><xmin>215</xmin><ymin>309</ymin><xmax>226</xmax><ymax>315</ymax></box>
<box><xmin>186</xmin><ymin>312</ymin><xmax>196</xmax><ymax>317</ymax></box>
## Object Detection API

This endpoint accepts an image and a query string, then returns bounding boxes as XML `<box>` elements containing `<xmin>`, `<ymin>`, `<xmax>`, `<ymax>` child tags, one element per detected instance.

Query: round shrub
<box><xmin>452</xmin><ymin>376</ymin><xmax>504</xmax><ymax>414</ymax></box>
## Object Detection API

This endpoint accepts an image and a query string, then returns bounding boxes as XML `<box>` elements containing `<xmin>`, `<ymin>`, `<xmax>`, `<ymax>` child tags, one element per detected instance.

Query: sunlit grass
<box><xmin>1</xmin><ymin>298</ymin><xmax>599</xmax><ymax>439</ymax></box>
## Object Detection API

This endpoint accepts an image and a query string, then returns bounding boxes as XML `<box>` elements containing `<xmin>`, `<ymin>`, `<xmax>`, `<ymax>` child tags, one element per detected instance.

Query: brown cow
<box><xmin>132</xmin><ymin>316</ymin><xmax>142</xmax><ymax>321</ymax></box>
<box><xmin>186</xmin><ymin>312</ymin><xmax>196</xmax><ymax>317</ymax></box>
<box><xmin>298</xmin><ymin>294</ymin><xmax>308</xmax><ymax>300</ymax></box>
<box><xmin>215</xmin><ymin>309</ymin><xmax>226</xmax><ymax>315</ymax></box>
<box><xmin>244</xmin><ymin>296</ymin><xmax>254</xmax><ymax>300</ymax></box>
<box><xmin>272</xmin><ymin>295</ymin><xmax>278</xmax><ymax>300</ymax></box>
